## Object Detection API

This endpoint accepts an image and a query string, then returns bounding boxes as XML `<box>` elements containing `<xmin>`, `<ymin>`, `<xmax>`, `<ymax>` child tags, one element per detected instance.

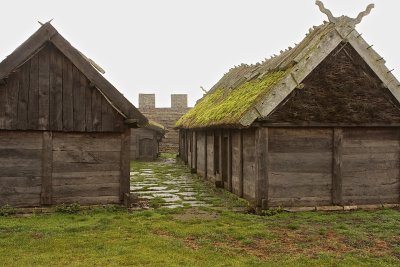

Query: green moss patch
<box><xmin>176</xmin><ymin>70</ymin><xmax>288</xmax><ymax>128</ymax></box>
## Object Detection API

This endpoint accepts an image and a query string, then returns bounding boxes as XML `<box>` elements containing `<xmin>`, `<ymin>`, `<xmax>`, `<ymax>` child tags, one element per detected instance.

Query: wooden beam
<box><xmin>120</xmin><ymin>127</ymin><xmax>131</xmax><ymax>203</ymax></box>
<box><xmin>40</xmin><ymin>132</ymin><xmax>53</xmax><ymax>205</ymax></box>
<box><xmin>238</xmin><ymin>130</ymin><xmax>244</xmax><ymax>198</ymax></box>
<box><xmin>218</xmin><ymin>129</ymin><xmax>223</xmax><ymax>183</ymax></box>
<box><xmin>255</xmin><ymin>128</ymin><xmax>268</xmax><ymax>208</ymax></box>
<box><xmin>332</xmin><ymin>128</ymin><xmax>343</xmax><ymax>205</ymax></box>
<box><xmin>193</xmin><ymin>131</ymin><xmax>197</xmax><ymax>172</ymax></box>
<box><xmin>227</xmin><ymin>131</ymin><xmax>232</xmax><ymax>192</ymax></box>
<box><xmin>204</xmin><ymin>131</ymin><xmax>208</xmax><ymax>180</ymax></box>
<box><xmin>256</xmin><ymin>122</ymin><xmax>400</xmax><ymax>128</ymax></box>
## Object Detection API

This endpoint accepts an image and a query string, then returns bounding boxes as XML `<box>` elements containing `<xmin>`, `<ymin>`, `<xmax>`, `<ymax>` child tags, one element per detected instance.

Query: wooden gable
<box><xmin>0</xmin><ymin>43</ymin><xmax>124</xmax><ymax>132</ymax></box>
<box><xmin>264</xmin><ymin>43</ymin><xmax>400</xmax><ymax>124</ymax></box>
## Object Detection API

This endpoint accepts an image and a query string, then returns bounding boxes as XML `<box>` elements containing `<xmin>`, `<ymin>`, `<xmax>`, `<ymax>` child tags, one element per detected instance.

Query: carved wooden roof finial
<box><xmin>315</xmin><ymin>1</ymin><xmax>336</xmax><ymax>23</ymax></box>
<box><xmin>315</xmin><ymin>1</ymin><xmax>374</xmax><ymax>26</ymax></box>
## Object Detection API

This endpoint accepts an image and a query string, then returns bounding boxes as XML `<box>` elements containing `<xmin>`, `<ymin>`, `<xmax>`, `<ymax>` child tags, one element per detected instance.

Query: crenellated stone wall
<box><xmin>139</xmin><ymin>94</ymin><xmax>191</xmax><ymax>153</ymax></box>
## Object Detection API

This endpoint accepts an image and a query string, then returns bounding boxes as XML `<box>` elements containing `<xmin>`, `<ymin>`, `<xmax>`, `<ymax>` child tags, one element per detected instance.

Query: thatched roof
<box><xmin>176</xmin><ymin>2</ymin><xmax>400</xmax><ymax>129</ymax></box>
<box><xmin>145</xmin><ymin>120</ymin><xmax>166</xmax><ymax>135</ymax></box>
<box><xmin>0</xmin><ymin>23</ymin><xmax>147</xmax><ymax>127</ymax></box>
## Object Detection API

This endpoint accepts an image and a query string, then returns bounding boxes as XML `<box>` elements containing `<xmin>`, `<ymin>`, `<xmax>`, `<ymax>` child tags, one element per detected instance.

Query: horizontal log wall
<box><xmin>231</xmin><ymin>131</ymin><xmax>242</xmax><ymax>196</ymax></box>
<box><xmin>242</xmin><ymin>129</ymin><xmax>256</xmax><ymax>201</ymax></box>
<box><xmin>342</xmin><ymin>128</ymin><xmax>400</xmax><ymax>205</ymax></box>
<box><xmin>0</xmin><ymin>131</ymin><xmax>43</xmax><ymax>207</ymax></box>
<box><xmin>179</xmin><ymin>127</ymin><xmax>400</xmax><ymax>208</ymax></box>
<box><xmin>0</xmin><ymin>130</ymin><xmax>126</xmax><ymax>207</ymax></box>
<box><xmin>52</xmin><ymin>132</ymin><xmax>121</xmax><ymax>205</ymax></box>
<box><xmin>268</xmin><ymin>128</ymin><xmax>333</xmax><ymax>207</ymax></box>
<box><xmin>206</xmin><ymin>132</ymin><xmax>215</xmax><ymax>182</ymax></box>
<box><xmin>0</xmin><ymin>43</ymin><xmax>124</xmax><ymax>133</ymax></box>
<box><xmin>196</xmin><ymin>131</ymin><xmax>206</xmax><ymax>177</ymax></box>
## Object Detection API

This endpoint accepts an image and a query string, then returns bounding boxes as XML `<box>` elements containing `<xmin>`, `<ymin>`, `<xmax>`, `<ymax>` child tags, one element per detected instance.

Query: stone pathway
<box><xmin>130</xmin><ymin>156</ymin><xmax>222</xmax><ymax>209</ymax></box>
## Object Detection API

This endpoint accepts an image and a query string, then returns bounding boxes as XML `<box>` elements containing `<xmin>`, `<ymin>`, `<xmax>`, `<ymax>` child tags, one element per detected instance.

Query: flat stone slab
<box><xmin>177</xmin><ymin>192</ymin><xmax>198</xmax><ymax>196</ymax></box>
<box><xmin>147</xmin><ymin>186</ymin><xmax>168</xmax><ymax>191</ymax></box>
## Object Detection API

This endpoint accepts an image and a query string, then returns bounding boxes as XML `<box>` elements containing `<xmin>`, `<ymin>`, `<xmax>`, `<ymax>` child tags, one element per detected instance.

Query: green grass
<box><xmin>0</xmin><ymin>208</ymin><xmax>399</xmax><ymax>266</ymax></box>
<box><xmin>1</xmin><ymin>156</ymin><xmax>400</xmax><ymax>266</ymax></box>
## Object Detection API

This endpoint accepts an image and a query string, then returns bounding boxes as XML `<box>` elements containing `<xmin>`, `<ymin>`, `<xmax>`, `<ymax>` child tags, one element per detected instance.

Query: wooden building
<box><xmin>176</xmin><ymin>2</ymin><xmax>400</xmax><ymax>209</ymax></box>
<box><xmin>0</xmin><ymin>23</ymin><xmax>147</xmax><ymax>207</ymax></box>
<box><xmin>130</xmin><ymin>120</ymin><xmax>165</xmax><ymax>160</ymax></box>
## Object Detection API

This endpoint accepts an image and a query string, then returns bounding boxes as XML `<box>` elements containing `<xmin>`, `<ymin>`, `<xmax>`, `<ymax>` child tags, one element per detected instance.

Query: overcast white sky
<box><xmin>0</xmin><ymin>0</ymin><xmax>399</xmax><ymax>107</ymax></box>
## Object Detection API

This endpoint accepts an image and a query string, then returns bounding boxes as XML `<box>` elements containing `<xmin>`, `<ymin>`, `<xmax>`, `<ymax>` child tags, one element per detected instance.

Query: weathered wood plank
<box><xmin>270</xmin><ymin>184</ymin><xmax>332</xmax><ymax>198</ymax></box>
<box><xmin>38</xmin><ymin>46</ymin><xmax>50</xmax><ymax>130</ymax></box>
<box><xmin>53</xmin><ymin>196</ymin><xmax>120</xmax><ymax>205</ymax></box>
<box><xmin>255</xmin><ymin>128</ymin><xmax>268</xmax><ymax>208</ymax></box>
<box><xmin>0</xmin><ymin>194</ymin><xmax>41</xmax><ymax>207</ymax></box>
<box><xmin>0</xmin><ymin>131</ymin><xmax>42</xmax><ymax>149</ymax></box>
<box><xmin>52</xmin><ymin>162</ymin><xmax>120</xmax><ymax>173</ymax></box>
<box><xmin>52</xmin><ymin>171</ymin><xmax>120</xmax><ymax>186</ymax></box>
<box><xmin>91</xmin><ymin>87</ymin><xmax>102</xmax><ymax>131</ymax></box>
<box><xmin>204</xmin><ymin>130</ymin><xmax>208</xmax><ymax>179</ymax></box>
<box><xmin>269</xmin><ymin>172</ymin><xmax>332</xmax><ymax>186</ymax></box>
<box><xmin>62</xmin><ymin>56</ymin><xmax>74</xmax><ymax>131</ymax></box>
<box><xmin>52</xmin><ymin>132</ymin><xmax>121</xmax><ymax>152</ymax></box>
<box><xmin>343</xmin><ymin>139</ymin><xmax>400</xmax><ymax>154</ymax></box>
<box><xmin>269</xmin><ymin>196</ymin><xmax>332</xmax><ymax>207</ymax></box>
<box><xmin>17</xmin><ymin>62</ymin><xmax>30</xmax><ymax>130</ymax></box>
<box><xmin>268</xmin><ymin>152</ymin><xmax>332</xmax><ymax>173</ymax></box>
<box><xmin>52</xmin><ymin>183</ymin><xmax>120</xmax><ymax>197</ymax></box>
<box><xmin>120</xmin><ymin>128</ymin><xmax>130</xmax><ymax>202</ymax></box>
<box><xmin>242</xmin><ymin>129</ymin><xmax>256</xmax><ymax>201</ymax></box>
<box><xmin>28</xmin><ymin>54</ymin><xmax>39</xmax><ymax>129</ymax></box>
<box><xmin>342</xmin><ymin>154</ymin><xmax>399</xmax><ymax>172</ymax></box>
<box><xmin>227</xmin><ymin>131</ymin><xmax>233</xmax><ymax>191</ymax></box>
<box><xmin>0</xmin><ymin>185</ymin><xmax>41</xmax><ymax>194</ymax></box>
<box><xmin>49</xmin><ymin>45</ymin><xmax>63</xmax><ymax>131</ymax></box>
<box><xmin>41</xmin><ymin>132</ymin><xmax>53</xmax><ymax>205</ymax></box>
<box><xmin>101</xmin><ymin>97</ymin><xmax>113</xmax><ymax>132</ymax></box>
<box><xmin>6</xmin><ymin>72</ymin><xmax>19</xmax><ymax>129</ymax></box>
<box><xmin>238</xmin><ymin>130</ymin><xmax>244</xmax><ymax>197</ymax></box>
<box><xmin>53</xmin><ymin>151</ymin><xmax>120</xmax><ymax>164</ymax></box>
<box><xmin>0</xmin><ymin>83</ymin><xmax>6</xmax><ymax>129</ymax></box>
<box><xmin>0</xmin><ymin>176</ymin><xmax>41</xmax><ymax>187</ymax></box>
<box><xmin>332</xmin><ymin>128</ymin><xmax>343</xmax><ymax>205</ymax></box>
<box><xmin>269</xmin><ymin>136</ymin><xmax>332</xmax><ymax>153</ymax></box>
<box><xmin>343</xmin><ymin>128</ymin><xmax>399</xmax><ymax>140</ymax></box>
<box><xmin>85</xmin><ymin>81</ymin><xmax>93</xmax><ymax>132</ymax></box>
<box><xmin>0</xmin><ymin>158</ymin><xmax>42</xmax><ymax>167</ymax></box>
<box><xmin>73</xmin><ymin>66</ymin><xmax>85</xmax><ymax>131</ymax></box>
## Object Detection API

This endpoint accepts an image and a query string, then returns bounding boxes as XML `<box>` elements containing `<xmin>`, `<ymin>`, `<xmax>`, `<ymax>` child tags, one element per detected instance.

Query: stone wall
<box><xmin>139</xmin><ymin>94</ymin><xmax>191</xmax><ymax>153</ymax></box>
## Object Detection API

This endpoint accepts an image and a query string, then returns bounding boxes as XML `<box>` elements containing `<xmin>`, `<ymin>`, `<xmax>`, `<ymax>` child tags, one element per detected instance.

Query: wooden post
<box><xmin>255</xmin><ymin>128</ymin><xmax>268</xmax><ymax>209</ymax></box>
<box><xmin>40</xmin><ymin>131</ymin><xmax>53</xmax><ymax>205</ymax></box>
<box><xmin>228</xmin><ymin>131</ymin><xmax>232</xmax><ymax>192</ymax></box>
<box><xmin>192</xmin><ymin>131</ymin><xmax>197</xmax><ymax>173</ymax></box>
<box><xmin>218</xmin><ymin>130</ymin><xmax>223</xmax><ymax>183</ymax></box>
<box><xmin>332</xmin><ymin>128</ymin><xmax>343</xmax><ymax>205</ymax></box>
<box><xmin>120</xmin><ymin>127</ymin><xmax>131</xmax><ymax>203</ymax></box>
<box><xmin>205</xmin><ymin>131</ymin><xmax>208</xmax><ymax>180</ymax></box>
<box><xmin>238</xmin><ymin>130</ymin><xmax>244</xmax><ymax>197</ymax></box>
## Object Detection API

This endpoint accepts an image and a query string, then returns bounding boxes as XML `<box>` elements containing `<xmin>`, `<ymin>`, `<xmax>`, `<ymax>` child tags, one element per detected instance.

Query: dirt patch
<box><xmin>173</xmin><ymin>208</ymin><xmax>220</xmax><ymax>221</ymax></box>
<box><xmin>184</xmin><ymin>237</ymin><xmax>200</xmax><ymax>250</ymax></box>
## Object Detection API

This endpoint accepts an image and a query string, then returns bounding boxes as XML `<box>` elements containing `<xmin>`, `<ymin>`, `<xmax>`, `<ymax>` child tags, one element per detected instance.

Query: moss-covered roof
<box><xmin>145</xmin><ymin>120</ymin><xmax>166</xmax><ymax>134</ymax></box>
<box><xmin>176</xmin><ymin>22</ymin><xmax>337</xmax><ymax>129</ymax></box>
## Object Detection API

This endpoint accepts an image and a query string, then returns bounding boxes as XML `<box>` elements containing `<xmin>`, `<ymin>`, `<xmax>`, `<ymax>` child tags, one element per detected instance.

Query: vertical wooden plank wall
<box><xmin>120</xmin><ymin>128</ymin><xmax>131</xmax><ymax>202</ymax></box>
<box><xmin>332</xmin><ymin>128</ymin><xmax>343</xmax><ymax>205</ymax></box>
<box><xmin>0</xmin><ymin>43</ymin><xmax>124</xmax><ymax>133</ymax></box>
<box><xmin>255</xmin><ymin>128</ymin><xmax>268</xmax><ymax>208</ymax></box>
<box><xmin>40</xmin><ymin>132</ymin><xmax>53</xmax><ymax>205</ymax></box>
